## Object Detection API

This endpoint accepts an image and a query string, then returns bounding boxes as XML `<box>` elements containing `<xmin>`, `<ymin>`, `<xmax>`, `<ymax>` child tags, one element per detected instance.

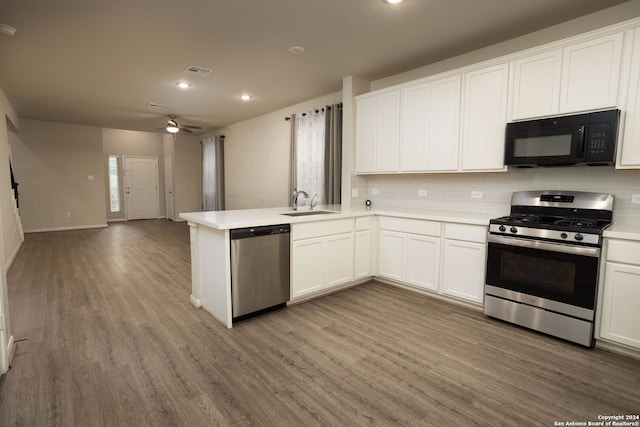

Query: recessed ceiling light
<box><xmin>240</xmin><ymin>94</ymin><xmax>252</xmax><ymax>101</ymax></box>
<box><xmin>177</xmin><ymin>82</ymin><xmax>190</xmax><ymax>89</ymax></box>
<box><xmin>384</xmin><ymin>0</ymin><xmax>404</xmax><ymax>3</ymax></box>
<box><xmin>0</xmin><ymin>24</ymin><xmax>17</xmax><ymax>36</ymax></box>
<box><xmin>288</xmin><ymin>46</ymin><xmax>305</xmax><ymax>55</ymax></box>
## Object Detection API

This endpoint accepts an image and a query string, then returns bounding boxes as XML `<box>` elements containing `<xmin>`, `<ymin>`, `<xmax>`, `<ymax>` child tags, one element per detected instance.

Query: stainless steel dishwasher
<box><xmin>230</xmin><ymin>224</ymin><xmax>290</xmax><ymax>320</ymax></box>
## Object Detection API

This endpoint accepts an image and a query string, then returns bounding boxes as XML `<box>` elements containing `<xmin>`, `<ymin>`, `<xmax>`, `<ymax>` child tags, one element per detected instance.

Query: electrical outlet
<box><xmin>471</xmin><ymin>191</ymin><xmax>483</xmax><ymax>199</ymax></box>
<box><xmin>371</xmin><ymin>188</ymin><xmax>379</xmax><ymax>195</ymax></box>
<box><xmin>352</xmin><ymin>188</ymin><xmax>359</xmax><ymax>198</ymax></box>
<box><xmin>631</xmin><ymin>194</ymin><xmax>640</xmax><ymax>204</ymax></box>
<box><xmin>418</xmin><ymin>190</ymin><xmax>427</xmax><ymax>197</ymax></box>
<box><xmin>66</xmin><ymin>211</ymin><xmax>72</xmax><ymax>218</ymax></box>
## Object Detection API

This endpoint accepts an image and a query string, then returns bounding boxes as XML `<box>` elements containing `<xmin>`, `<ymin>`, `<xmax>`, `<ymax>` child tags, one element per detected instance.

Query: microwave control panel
<box><xmin>586</xmin><ymin>122</ymin><xmax>615</xmax><ymax>163</ymax></box>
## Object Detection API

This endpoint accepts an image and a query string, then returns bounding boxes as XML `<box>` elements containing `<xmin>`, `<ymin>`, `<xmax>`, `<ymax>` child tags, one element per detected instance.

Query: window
<box><xmin>108</xmin><ymin>155</ymin><xmax>121</xmax><ymax>212</ymax></box>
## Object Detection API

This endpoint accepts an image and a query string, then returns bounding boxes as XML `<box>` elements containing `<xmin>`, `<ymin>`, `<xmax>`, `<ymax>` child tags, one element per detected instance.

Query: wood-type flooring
<box><xmin>0</xmin><ymin>219</ymin><xmax>638</xmax><ymax>426</ymax></box>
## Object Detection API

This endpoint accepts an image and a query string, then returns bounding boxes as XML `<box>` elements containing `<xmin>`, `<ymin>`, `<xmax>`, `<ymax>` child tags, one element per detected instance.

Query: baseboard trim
<box><xmin>24</xmin><ymin>223</ymin><xmax>109</xmax><ymax>233</ymax></box>
<box><xmin>5</xmin><ymin>240</ymin><xmax>23</xmax><ymax>271</ymax></box>
<box><xmin>107</xmin><ymin>218</ymin><xmax>127</xmax><ymax>223</ymax></box>
<box><xmin>190</xmin><ymin>294</ymin><xmax>202</xmax><ymax>308</ymax></box>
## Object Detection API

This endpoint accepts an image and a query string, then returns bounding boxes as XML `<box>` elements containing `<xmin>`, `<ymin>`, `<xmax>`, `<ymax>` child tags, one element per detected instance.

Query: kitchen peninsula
<box><xmin>180</xmin><ymin>205</ymin><xmax>497</xmax><ymax>328</ymax></box>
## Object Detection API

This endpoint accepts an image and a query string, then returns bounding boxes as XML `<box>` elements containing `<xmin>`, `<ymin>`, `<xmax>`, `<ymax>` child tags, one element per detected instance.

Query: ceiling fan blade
<box><xmin>178</xmin><ymin>127</ymin><xmax>193</xmax><ymax>134</ymax></box>
<box><xmin>181</xmin><ymin>125</ymin><xmax>203</xmax><ymax>129</ymax></box>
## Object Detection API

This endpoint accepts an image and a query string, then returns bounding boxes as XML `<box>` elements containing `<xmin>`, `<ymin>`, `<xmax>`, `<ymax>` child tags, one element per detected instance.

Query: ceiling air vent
<box><xmin>184</xmin><ymin>65</ymin><xmax>212</xmax><ymax>77</ymax></box>
<box><xmin>147</xmin><ymin>102</ymin><xmax>166</xmax><ymax>109</ymax></box>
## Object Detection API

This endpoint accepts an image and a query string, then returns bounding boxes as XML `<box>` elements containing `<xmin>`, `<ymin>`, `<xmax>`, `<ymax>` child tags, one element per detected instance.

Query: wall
<box><xmin>11</xmin><ymin>119</ymin><xmax>106</xmax><ymax>232</ymax></box>
<box><xmin>211</xmin><ymin>91</ymin><xmax>342</xmax><ymax>210</ymax></box>
<box><xmin>102</xmin><ymin>128</ymin><xmax>166</xmax><ymax>221</ymax></box>
<box><xmin>172</xmin><ymin>133</ymin><xmax>202</xmax><ymax>219</ymax></box>
<box><xmin>348</xmin><ymin>2</ymin><xmax>640</xmax><ymax>224</ymax></box>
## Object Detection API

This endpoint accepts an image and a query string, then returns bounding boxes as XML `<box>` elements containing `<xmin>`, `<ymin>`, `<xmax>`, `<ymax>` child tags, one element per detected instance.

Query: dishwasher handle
<box><xmin>231</xmin><ymin>224</ymin><xmax>290</xmax><ymax>240</ymax></box>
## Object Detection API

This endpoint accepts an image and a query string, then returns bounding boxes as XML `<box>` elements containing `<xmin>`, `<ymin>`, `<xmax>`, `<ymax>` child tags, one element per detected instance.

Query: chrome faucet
<box><xmin>310</xmin><ymin>194</ymin><xmax>319</xmax><ymax>210</ymax></box>
<box><xmin>292</xmin><ymin>189</ymin><xmax>309</xmax><ymax>210</ymax></box>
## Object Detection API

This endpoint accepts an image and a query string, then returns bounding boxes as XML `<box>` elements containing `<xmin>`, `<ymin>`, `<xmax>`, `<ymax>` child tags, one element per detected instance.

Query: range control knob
<box><xmin>560</xmin><ymin>233</ymin><xmax>568</xmax><ymax>239</ymax></box>
<box><xmin>510</xmin><ymin>226</ymin><xmax>518</xmax><ymax>234</ymax></box>
<box><xmin>498</xmin><ymin>225</ymin><xmax>506</xmax><ymax>232</ymax></box>
<box><xmin>575</xmin><ymin>233</ymin><xmax>584</xmax><ymax>241</ymax></box>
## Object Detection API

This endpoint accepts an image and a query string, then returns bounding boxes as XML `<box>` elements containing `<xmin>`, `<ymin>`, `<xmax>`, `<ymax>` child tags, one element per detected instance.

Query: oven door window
<box><xmin>486</xmin><ymin>242</ymin><xmax>598</xmax><ymax>309</ymax></box>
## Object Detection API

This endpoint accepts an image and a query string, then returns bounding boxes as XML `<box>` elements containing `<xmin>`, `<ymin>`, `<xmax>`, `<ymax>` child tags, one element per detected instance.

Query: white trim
<box><xmin>4</xmin><ymin>241</ymin><xmax>23</xmax><ymax>271</ymax></box>
<box><xmin>190</xmin><ymin>294</ymin><xmax>202</xmax><ymax>308</ymax></box>
<box><xmin>24</xmin><ymin>223</ymin><xmax>108</xmax><ymax>233</ymax></box>
<box><xmin>107</xmin><ymin>218</ymin><xmax>127</xmax><ymax>223</ymax></box>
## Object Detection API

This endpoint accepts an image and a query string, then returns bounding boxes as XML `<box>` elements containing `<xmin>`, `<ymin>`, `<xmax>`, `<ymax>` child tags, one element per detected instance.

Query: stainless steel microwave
<box><xmin>505</xmin><ymin>109</ymin><xmax>620</xmax><ymax>167</ymax></box>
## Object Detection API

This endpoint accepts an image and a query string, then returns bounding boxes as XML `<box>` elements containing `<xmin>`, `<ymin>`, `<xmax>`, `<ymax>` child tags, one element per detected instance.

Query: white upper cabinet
<box><xmin>460</xmin><ymin>63</ymin><xmax>509</xmax><ymax>171</ymax></box>
<box><xmin>400</xmin><ymin>83</ymin><xmax>429</xmax><ymax>171</ymax></box>
<box><xmin>619</xmin><ymin>28</ymin><xmax>640</xmax><ymax>168</ymax></box>
<box><xmin>427</xmin><ymin>76</ymin><xmax>461</xmax><ymax>171</ymax></box>
<box><xmin>510</xmin><ymin>49</ymin><xmax>562</xmax><ymax>120</ymax></box>
<box><xmin>400</xmin><ymin>76</ymin><xmax>461</xmax><ymax>172</ymax></box>
<box><xmin>510</xmin><ymin>33</ymin><xmax>624</xmax><ymax>120</ymax></box>
<box><xmin>560</xmin><ymin>33</ymin><xmax>623</xmax><ymax>113</ymax></box>
<box><xmin>355</xmin><ymin>90</ymin><xmax>400</xmax><ymax>173</ymax></box>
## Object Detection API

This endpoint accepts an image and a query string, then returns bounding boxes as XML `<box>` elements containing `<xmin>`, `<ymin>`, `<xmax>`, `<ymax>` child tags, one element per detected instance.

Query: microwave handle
<box><xmin>576</xmin><ymin>125</ymin><xmax>586</xmax><ymax>157</ymax></box>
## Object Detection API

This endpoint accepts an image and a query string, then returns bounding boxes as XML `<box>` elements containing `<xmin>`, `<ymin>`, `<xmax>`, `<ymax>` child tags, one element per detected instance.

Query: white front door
<box><xmin>124</xmin><ymin>157</ymin><xmax>159</xmax><ymax>220</ymax></box>
<box><xmin>164</xmin><ymin>156</ymin><xmax>174</xmax><ymax>221</ymax></box>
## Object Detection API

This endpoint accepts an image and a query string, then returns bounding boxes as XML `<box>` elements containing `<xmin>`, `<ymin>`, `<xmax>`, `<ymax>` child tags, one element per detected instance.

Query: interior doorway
<box><xmin>123</xmin><ymin>156</ymin><xmax>159</xmax><ymax>220</ymax></box>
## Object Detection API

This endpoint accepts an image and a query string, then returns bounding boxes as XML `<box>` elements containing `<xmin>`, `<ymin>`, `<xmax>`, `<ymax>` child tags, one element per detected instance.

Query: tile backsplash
<box><xmin>353</xmin><ymin>167</ymin><xmax>640</xmax><ymax>223</ymax></box>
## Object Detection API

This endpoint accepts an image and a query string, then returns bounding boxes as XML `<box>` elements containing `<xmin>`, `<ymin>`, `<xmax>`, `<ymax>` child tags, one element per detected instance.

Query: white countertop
<box><xmin>179</xmin><ymin>205</ymin><xmax>499</xmax><ymax>230</ymax></box>
<box><xmin>604</xmin><ymin>220</ymin><xmax>640</xmax><ymax>241</ymax></box>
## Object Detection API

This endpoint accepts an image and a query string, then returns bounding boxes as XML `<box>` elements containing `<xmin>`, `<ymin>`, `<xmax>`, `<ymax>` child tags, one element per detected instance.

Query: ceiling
<box><xmin>0</xmin><ymin>0</ymin><xmax>631</xmax><ymax>135</ymax></box>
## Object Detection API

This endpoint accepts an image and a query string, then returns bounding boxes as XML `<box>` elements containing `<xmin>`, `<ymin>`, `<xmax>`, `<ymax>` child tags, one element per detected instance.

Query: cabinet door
<box><xmin>355</xmin><ymin>230</ymin><xmax>371</xmax><ymax>280</ymax></box>
<box><xmin>378</xmin><ymin>230</ymin><xmax>406</xmax><ymax>281</ymax></box>
<box><xmin>406</xmin><ymin>234</ymin><xmax>440</xmax><ymax>291</ymax></box>
<box><xmin>326</xmin><ymin>233</ymin><xmax>355</xmax><ymax>288</ymax></box>
<box><xmin>599</xmin><ymin>262</ymin><xmax>640</xmax><ymax>349</ymax></box>
<box><xmin>441</xmin><ymin>239</ymin><xmax>486</xmax><ymax>304</ymax></box>
<box><xmin>428</xmin><ymin>75</ymin><xmax>461</xmax><ymax>171</ymax></box>
<box><xmin>619</xmin><ymin>28</ymin><xmax>640</xmax><ymax>168</ymax></box>
<box><xmin>511</xmin><ymin>49</ymin><xmax>562</xmax><ymax>120</ymax></box>
<box><xmin>291</xmin><ymin>238</ymin><xmax>325</xmax><ymax>298</ymax></box>
<box><xmin>355</xmin><ymin>96</ymin><xmax>378</xmax><ymax>173</ymax></box>
<box><xmin>560</xmin><ymin>33</ymin><xmax>623</xmax><ymax>113</ymax></box>
<box><xmin>460</xmin><ymin>64</ymin><xmax>509</xmax><ymax>171</ymax></box>
<box><xmin>400</xmin><ymin>84</ymin><xmax>429</xmax><ymax>171</ymax></box>
<box><xmin>376</xmin><ymin>91</ymin><xmax>401</xmax><ymax>172</ymax></box>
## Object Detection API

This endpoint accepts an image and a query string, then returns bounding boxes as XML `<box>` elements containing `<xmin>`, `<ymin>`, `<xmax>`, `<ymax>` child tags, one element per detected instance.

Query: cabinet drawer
<box><xmin>607</xmin><ymin>239</ymin><xmax>640</xmax><ymax>265</ymax></box>
<box><xmin>355</xmin><ymin>216</ymin><xmax>372</xmax><ymax>231</ymax></box>
<box><xmin>292</xmin><ymin>218</ymin><xmax>354</xmax><ymax>241</ymax></box>
<box><xmin>378</xmin><ymin>216</ymin><xmax>441</xmax><ymax>237</ymax></box>
<box><xmin>444</xmin><ymin>223</ymin><xmax>487</xmax><ymax>243</ymax></box>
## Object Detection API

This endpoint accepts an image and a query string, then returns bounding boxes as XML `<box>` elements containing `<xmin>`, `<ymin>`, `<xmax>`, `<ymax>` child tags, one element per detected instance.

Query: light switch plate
<box><xmin>471</xmin><ymin>191</ymin><xmax>483</xmax><ymax>199</ymax></box>
<box><xmin>631</xmin><ymin>194</ymin><xmax>640</xmax><ymax>204</ymax></box>
<box><xmin>418</xmin><ymin>190</ymin><xmax>427</xmax><ymax>197</ymax></box>
<box><xmin>352</xmin><ymin>188</ymin><xmax>359</xmax><ymax>198</ymax></box>
<box><xmin>371</xmin><ymin>188</ymin><xmax>379</xmax><ymax>195</ymax></box>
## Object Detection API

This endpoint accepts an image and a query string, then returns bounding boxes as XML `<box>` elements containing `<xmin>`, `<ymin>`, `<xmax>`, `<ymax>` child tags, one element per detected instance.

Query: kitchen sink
<box><xmin>280</xmin><ymin>210</ymin><xmax>338</xmax><ymax>217</ymax></box>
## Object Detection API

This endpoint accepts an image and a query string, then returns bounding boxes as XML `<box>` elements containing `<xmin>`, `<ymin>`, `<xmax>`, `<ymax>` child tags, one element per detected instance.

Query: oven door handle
<box><xmin>488</xmin><ymin>234</ymin><xmax>600</xmax><ymax>257</ymax></box>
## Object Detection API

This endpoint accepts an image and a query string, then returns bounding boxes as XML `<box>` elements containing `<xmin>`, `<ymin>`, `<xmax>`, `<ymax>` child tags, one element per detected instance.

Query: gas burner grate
<box><xmin>504</xmin><ymin>214</ymin><xmax>541</xmax><ymax>223</ymax></box>
<box><xmin>553</xmin><ymin>218</ymin><xmax>598</xmax><ymax>229</ymax></box>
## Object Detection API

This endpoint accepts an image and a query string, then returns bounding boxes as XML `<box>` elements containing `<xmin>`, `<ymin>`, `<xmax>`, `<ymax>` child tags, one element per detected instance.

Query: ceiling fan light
<box><xmin>166</xmin><ymin>120</ymin><xmax>180</xmax><ymax>133</ymax></box>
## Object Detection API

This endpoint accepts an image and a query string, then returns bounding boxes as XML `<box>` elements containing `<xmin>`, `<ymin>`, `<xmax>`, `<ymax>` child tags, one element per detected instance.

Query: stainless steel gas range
<box><xmin>484</xmin><ymin>190</ymin><xmax>614</xmax><ymax>347</ymax></box>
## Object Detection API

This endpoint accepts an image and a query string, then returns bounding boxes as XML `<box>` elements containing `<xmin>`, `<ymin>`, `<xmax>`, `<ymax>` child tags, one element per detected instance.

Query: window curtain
<box><xmin>202</xmin><ymin>136</ymin><xmax>225</xmax><ymax>211</ymax></box>
<box><xmin>290</xmin><ymin>104</ymin><xmax>342</xmax><ymax>206</ymax></box>
<box><xmin>324</xmin><ymin>104</ymin><xmax>342</xmax><ymax>204</ymax></box>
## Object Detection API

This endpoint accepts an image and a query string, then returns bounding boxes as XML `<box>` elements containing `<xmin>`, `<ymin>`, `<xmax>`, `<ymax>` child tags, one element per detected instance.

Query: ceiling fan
<box><xmin>162</xmin><ymin>115</ymin><xmax>203</xmax><ymax>134</ymax></box>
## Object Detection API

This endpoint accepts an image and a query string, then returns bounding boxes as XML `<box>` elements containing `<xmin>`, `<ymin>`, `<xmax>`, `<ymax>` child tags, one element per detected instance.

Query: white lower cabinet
<box><xmin>354</xmin><ymin>217</ymin><xmax>372</xmax><ymax>280</ymax></box>
<box><xmin>291</xmin><ymin>219</ymin><xmax>355</xmax><ymax>299</ymax></box>
<box><xmin>377</xmin><ymin>217</ymin><xmax>441</xmax><ymax>292</ymax></box>
<box><xmin>598</xmin><ymin>239</ymin><xmax>640</xmax><ymax>350</ymax></box>
<box><xmin>440</xmin><ymin>223</ymin><xmax>487</xmax><ymax>304</ymax></box>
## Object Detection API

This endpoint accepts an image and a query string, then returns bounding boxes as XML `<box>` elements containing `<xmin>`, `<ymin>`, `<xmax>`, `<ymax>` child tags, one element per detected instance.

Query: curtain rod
<box><xmin>284</xmin><ymin>102</ymin><xmax>343</xmax><ymax>121</ymax></box>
